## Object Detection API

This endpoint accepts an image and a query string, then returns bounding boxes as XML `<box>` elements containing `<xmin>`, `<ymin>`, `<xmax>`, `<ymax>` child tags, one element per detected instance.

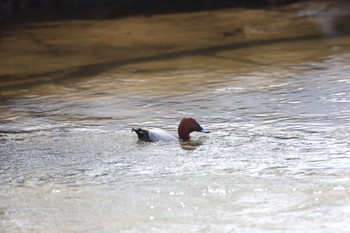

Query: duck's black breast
<box><xmin>132</xmin><ymin>128</ymin><xmax>153</xmax><ymax>142</ymax></box>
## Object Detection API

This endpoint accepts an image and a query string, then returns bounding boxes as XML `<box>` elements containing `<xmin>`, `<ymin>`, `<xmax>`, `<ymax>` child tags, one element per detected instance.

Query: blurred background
<box><xmin>0</xmin><ymin>0</ymin><xmax>330</xmax><ymax>21</ymax></box>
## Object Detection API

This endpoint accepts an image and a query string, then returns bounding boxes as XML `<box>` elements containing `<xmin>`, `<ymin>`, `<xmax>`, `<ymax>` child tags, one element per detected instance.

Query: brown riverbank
<box><xmin>0</xmin><ymin>1</ymin><xmax>350</xmax><ymax>92</ymax></box>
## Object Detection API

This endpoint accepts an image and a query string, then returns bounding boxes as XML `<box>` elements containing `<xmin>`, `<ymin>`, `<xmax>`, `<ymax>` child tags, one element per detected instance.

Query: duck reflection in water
<box><xmin>180</xmin><ymin>140</ymin><xmax>204</xmax><ymax>151</ymax></box>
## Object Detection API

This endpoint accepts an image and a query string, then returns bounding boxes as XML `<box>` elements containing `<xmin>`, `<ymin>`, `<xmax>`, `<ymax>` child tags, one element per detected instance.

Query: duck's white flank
<box><xmin>148</xmin><ymin>128</ymin><xmax>177</xmax><ymax>142</ymax></box>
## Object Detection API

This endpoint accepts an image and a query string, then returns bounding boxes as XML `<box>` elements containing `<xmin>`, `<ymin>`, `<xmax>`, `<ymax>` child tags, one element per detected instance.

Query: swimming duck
<box><xmin>132</xmin><ymin>117</ymin><xmax>209</xmax><ymax>142</ymax></box>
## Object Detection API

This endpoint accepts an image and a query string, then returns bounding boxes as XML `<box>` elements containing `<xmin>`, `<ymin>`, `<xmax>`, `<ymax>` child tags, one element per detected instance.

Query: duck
<box><xmin>132</xmin><ymin>117</ymin><xmax>210</xmax><ymax>142</ymax></box>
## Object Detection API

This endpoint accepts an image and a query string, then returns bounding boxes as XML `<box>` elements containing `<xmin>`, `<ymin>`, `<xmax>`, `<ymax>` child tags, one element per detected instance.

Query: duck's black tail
<box><xmin>131</xmin><ymin>128</ymin><xmax>152</xmax><ymax>142</ymax></box>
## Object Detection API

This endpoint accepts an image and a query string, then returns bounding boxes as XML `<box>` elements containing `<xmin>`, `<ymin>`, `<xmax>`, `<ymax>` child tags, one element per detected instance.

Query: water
<box><xmin>1</xmin><ymin>6</ymin><xmax>350</xmax><ymax>233</ymax></box>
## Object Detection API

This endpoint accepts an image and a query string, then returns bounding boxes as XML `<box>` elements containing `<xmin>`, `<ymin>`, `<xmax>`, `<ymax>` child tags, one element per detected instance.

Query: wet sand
<box><xmin>0</xmin><ymin>1</ymin><xmax>349</xmax><ymax>94</ymax></box>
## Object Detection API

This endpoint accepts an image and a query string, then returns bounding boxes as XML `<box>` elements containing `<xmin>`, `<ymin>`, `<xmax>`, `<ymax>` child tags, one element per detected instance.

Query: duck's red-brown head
<box><xmin>177</xmin><ymin>117</ymin><xmax>210</xmax><ymax>141</ymax></box>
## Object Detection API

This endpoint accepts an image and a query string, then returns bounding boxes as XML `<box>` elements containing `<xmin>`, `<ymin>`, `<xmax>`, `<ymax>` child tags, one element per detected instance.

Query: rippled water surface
<box><xmin>1</xmin><ymin>9</ymin><xmax>350</xmax><ymax>233</ymax></box>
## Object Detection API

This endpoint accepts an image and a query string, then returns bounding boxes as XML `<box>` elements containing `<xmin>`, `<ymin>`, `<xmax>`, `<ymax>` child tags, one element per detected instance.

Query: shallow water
<box><xmin>1</xmin><ymin>7</ymin><xmax>350</xmax><ymax>233</ymax></box>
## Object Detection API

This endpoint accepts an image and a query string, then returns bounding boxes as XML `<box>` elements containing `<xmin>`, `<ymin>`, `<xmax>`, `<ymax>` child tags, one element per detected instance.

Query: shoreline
<box><xmin>0</xmin><ymin>1</ymin><xmax>349</xmax><ymax>94</ymax></box>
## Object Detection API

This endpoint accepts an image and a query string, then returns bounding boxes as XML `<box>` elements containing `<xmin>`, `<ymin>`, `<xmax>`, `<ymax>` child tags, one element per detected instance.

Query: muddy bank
<box><xmin>0</xmin><ymin>1</ymin><xmax>350</xmax><ymax>98</ymax></box>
